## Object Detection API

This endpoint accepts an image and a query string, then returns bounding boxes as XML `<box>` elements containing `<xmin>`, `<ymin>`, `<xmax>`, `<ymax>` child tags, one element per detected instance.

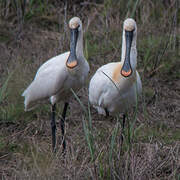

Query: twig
<box><xmin>153</xmin><ymin>12</ymin><xmax>176</xmax><ymax>70</ymax></box>
<box><xmin>80</xmin><ymin>2</ymin><xmax>103</xmax><ymax>7</ymax></box>
<box><xmin>0</xmin><ymin>154</ymin><xmax>9</xmax><ymax>159</ymax></box>
<box><xmin>147</xmin><ymin>64</ymin><xmax>164</xmax><ymax>78</ymax></box>
<box><xmin>84</xmin><ymin>8</ymin><xmax>98</xmax><ymax>33</ymax></box>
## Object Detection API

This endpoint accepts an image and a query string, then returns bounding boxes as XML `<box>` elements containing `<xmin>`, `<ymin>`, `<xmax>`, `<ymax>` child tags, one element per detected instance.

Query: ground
<box><xmin>0</xmin><ymin>1</ymin><xmax>180</xmax><ymax>179</ymax></box>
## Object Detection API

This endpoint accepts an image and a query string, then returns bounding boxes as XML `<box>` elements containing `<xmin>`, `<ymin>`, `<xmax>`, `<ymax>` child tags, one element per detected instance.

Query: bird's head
<box><xmin>66</xmin><ymin>17</ymin><xmax>82</xmax><ymax>69</ymax></box>
<box><xmin>123</xmin><ymin>18</ymin><xmax>136</xmax><ymax>32</ymax></box>
<box><xmin>69</xmin><ymin>17</ymin><xmax>82</xmax><ymax>32</ymax></box>
<box><xmin>121</xmin><ymin>18</ymin><xmax>137</xmax><ymax>77</ymax></box>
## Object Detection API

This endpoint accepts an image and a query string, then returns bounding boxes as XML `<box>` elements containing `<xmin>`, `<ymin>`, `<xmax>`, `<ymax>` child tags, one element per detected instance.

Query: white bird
<box><xmin>22</xmin><ymin>17</ymin><xmax>90</xmax><ymax>152</ymax></box>
<box><xmin>89</xmin><ymin>18</ymin><xmax>142</xmax><ymax>134</ymax></box>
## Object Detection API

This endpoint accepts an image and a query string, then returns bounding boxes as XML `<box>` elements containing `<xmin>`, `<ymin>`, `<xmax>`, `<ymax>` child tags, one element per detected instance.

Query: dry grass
<box><xmin>0</xmin><ymin>0</ymin><xmax>180</xmax><ymax>179</ymax></box>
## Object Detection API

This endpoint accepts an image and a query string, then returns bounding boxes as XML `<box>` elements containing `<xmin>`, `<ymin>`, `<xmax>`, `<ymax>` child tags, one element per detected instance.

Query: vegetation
<box><xmin>0</xmin><ymin>0</ymin><xmax>179</xmax><ymax>179</ymax></box>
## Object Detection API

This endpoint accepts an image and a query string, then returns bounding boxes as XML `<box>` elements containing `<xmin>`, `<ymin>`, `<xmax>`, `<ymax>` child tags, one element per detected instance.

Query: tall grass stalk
<box><xmin>70</xmin><ymin>89</ymin><xmax>87</xmax><ymax>115</ymax></box>
<box><xmin>71</xmin><ymin>89</ymin><xmax>95</xmax><ymax>162</ymax></box>
<box><xmin>125</xmin><ymin>0</ymin><xmax>139</xmax><ymax>18</ymax></box>
<box><xmin>82</xmin><ymin>116</ymin><xmax>95</xmax><ymax>162</ymax></box>
<box><xmin>84</xmin><ymin>36</ymin><xmax>89</xmax><ymax>61</ymax></box>
<box><xmin>0</xmin><ymin>71</ymin><xmax>14</xmax><ymax>104</ymax></box>
<box><xmin>131</xmin><ymin>0</ymin><xmax>139</xmax><ymax>18</ymax></box>
<box><xmin>109</xmin><ymin>118</ymin><xmax>119</xmax><ymax>165</ymax></box>
<box><xmin>129</xmin><ymin>89</ymin><xmax>139</xmax><ymax>140</ymax></box>
<box><xmin>127</xmin><ymin>87</ymin><xmax>139</xmax><ymax>152</ymax></box>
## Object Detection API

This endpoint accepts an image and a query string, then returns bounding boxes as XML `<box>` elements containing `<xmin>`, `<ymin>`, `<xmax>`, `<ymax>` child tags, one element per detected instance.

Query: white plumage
<box><xmin>22</xmin><ymin>51</ymin><xmax>89</xmax><ymax>110</ymax></box>
<box><xmin>22</xmin><ymin>17</ymin><xmax>89</xmax><ymax>152</ymax></box>
<box><xmin>89</xmin><ymin>18</ymin><xmax>142</xmax><ymax>116</ymax></box>
<box><xmin>23</xmin><ymin>18</ymin><xmax>89</xmax><ymax>111</ymax></box>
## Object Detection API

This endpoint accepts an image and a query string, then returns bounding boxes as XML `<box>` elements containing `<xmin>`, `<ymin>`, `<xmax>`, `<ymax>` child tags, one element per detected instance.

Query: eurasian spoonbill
<box><xmin>89</xmin><ymin>18</ymin><xmax>142</xmax><ymax>140</ymax></box>
<box><xmin>22</xmin><ymin>17</ymin><xmax>90</xmax><ymax>152</ymax></box>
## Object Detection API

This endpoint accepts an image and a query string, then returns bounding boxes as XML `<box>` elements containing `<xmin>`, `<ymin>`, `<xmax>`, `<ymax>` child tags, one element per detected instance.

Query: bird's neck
<box><xmin>121</xmin><ymin>30</ymin><xmax>137</xmax><ymax>71</ymax></box>
<box><xmin>76</xmin><ymin>31</ymin><xmax>84</xmax><ymax>59</ymax></box>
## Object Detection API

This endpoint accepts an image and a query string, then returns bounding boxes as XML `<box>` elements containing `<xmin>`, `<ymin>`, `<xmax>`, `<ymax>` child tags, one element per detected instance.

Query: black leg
<box><xmin>122</xmin><ymin>114</ymin><xmax>126</xmax><ymax>132</ymax></box>
<box><xmin>61</xmin><ymin>102</ymin><xmax>68</xmax><ymax>153</ymax></box>
<box><xmin>121</xmin><ymin>114</ymin><xmax>126</xmax><ymax>143</ymax></box>
<box><xmin>105</xmin><ymin>108</ymin><xmax>109</xmax><ymax>117</ymax></box>
<box><xmin>51</xmin><ymin>104</ymin><xmax>56</xmax><ymax>152</ymax></box>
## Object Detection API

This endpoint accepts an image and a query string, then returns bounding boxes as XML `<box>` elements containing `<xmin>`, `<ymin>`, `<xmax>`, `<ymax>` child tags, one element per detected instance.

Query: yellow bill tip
<box><xmin>121</xmin><ymin>69</ymin><xmax>132</xmax><ymax>77</ymax></box>
<box><xmin>66</xmin><ymin>60</ymin><xmax>78</xmax><ymax>68</ymax></box>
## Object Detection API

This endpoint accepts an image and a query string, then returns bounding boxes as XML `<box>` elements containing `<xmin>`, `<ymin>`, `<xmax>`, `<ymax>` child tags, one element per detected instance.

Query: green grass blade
<box><xmin>109</xmin><ymin>120</ymin><xmax>119</xmax><ymax>165</ymax></box>
<box><xmin>0</xmin><ymin>71</ymin><xmax>14</xmax><ymax>103</ymax></box>
<box><xmin>131</xmin><ymin>0</ymin><xmax>139</xmax><ymax>18</ymax></box>
<box><xmin>130</xmin><ymin>85</ymin><xmax>139</xmax><ymax>139</ymax></box>
<box><xmin>71</xmin><ymin>89</ymin><xmax>95</xmax><ymax>161</ymax></box>
<box><xmin>82</xmin><ymin>116</ymin><xmax>94</xmax><ymax>162</ymax></box>
<box><xmin>70</xmin><ymin>88</ymin><xmax>87</xmax><ymax>115</ymax></box>
<box><xmin>88</xmin><ymin>102</ymin><xmax>92</xmax><ymax>130</ymax></box>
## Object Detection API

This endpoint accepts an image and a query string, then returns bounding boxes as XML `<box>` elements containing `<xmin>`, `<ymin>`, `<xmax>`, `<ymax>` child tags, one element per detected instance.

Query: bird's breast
<box><xmin>112</xmin><ymin>63</ymin><xmax>123</xmax><ymax>83</ymax></box>
<box><xmin>111</xmin><ymin>63</ymin><xmax>137</xmax><ymax>87</ymax></box>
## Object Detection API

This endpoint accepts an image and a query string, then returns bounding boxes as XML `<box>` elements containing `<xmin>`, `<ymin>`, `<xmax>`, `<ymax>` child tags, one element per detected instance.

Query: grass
<box><xmin>0</xmin><ymin>0</ymin><xmax>180</xmax><ymax>179</ymax></box>
<box><xmin>0</xmin><ymin>71</ymin><xmax>13</xmax><ymax>104</ymax></box>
